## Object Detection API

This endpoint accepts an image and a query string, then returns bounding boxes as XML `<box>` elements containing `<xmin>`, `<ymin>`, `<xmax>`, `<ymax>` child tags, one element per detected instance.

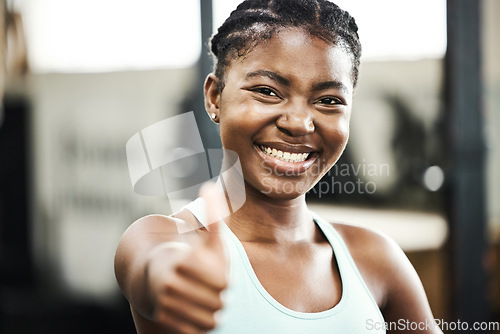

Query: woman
<box><xmin>115</xmin><ymin>0</ymin><xmax>441</xmax><ymax>333</ymax></box>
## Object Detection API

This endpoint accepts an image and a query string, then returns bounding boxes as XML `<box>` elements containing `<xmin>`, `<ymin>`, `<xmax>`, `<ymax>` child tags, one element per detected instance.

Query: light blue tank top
<box><xmin>183</xmin><ymin>202</ymin><xmax>386</xmax><ymax>333</ymax></box>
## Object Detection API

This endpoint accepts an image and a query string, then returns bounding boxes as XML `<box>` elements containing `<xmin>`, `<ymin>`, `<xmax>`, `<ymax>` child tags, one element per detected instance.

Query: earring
<box><xmin>211</xmin><ymin>113</ymin><xmax>218</xmax><ymax>121</ymax></box>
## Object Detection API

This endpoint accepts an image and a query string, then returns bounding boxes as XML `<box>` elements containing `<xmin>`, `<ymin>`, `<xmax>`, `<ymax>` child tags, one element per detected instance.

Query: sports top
<box><xmin>182</xmin><ymin>200</ymin><xmax>386</xmax><ymax>333</ymax></box>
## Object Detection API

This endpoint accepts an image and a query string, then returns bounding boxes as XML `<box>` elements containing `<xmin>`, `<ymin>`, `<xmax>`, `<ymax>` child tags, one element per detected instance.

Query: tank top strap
<box><xmin>180</xmin><ymin>197</ymin><xmax>207</xmax><ymax>227</ymax></box>
<box><xmin>310</xmin><ymin>210</ymin><xmax>385</xmax><ymax>324</ymax></box>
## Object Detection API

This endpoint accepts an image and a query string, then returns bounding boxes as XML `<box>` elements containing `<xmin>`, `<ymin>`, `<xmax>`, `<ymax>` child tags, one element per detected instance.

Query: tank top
<box><xmin>182</xmin><ymin>201</ymin><xmax>386</xmax><ymax>333</ymax></box>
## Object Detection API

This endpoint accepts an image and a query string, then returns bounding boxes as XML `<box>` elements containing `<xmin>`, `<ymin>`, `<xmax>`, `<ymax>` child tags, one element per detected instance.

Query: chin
<box><xmin>257</xmin><ymin>178</ymin><xmax>311</xmax><ymax>200</ymax></box>
<box><xmin>260</xmin><ymin>191</ymin><xmax>305</xmax><ymax>201</ymax></box>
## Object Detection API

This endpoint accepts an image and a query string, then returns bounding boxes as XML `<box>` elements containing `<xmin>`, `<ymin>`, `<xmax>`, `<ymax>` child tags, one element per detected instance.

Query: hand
<box><xmin>148</xmin><ymin>183</ymin><xmax>228</xmax><ymax>334</ymax></box>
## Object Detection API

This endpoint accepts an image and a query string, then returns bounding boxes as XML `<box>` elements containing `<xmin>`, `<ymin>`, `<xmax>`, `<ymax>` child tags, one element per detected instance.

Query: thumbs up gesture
<box><xmin>147</xmin><ymin>182</ymin><xmax>229</xmax><ymax>333</ymax></box>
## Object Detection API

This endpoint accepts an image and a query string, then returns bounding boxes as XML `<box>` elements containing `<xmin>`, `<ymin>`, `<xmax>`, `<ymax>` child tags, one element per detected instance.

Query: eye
<box><xmin>317</xmin><ymin>97</ymin><xmax>343</xmax><ymax>105</ymax></box>
<box><xmin>252</xmin><ymin>87</ymin><xmax>279</xmax><ymax>97</ymax></box>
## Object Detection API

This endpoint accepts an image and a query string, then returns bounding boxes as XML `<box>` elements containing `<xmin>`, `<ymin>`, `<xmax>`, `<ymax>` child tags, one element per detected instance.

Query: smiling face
<box><xmin>205</xmin><ymin>28</ymin><xmax>354</xmax><ymax>200</ymax></box>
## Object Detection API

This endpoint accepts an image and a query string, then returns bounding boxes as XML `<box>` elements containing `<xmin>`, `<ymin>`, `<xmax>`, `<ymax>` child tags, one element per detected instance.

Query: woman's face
<box><xmin>207</xmin><ymin>28</ymin><xmax>354</xmax><ymax>200</ymax></box>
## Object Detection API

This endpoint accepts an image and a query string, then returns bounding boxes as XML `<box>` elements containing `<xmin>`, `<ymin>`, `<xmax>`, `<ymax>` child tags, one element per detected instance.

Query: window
<box><xmin>22</xmin><ymin>0</ymin><xmax>201</xmax><ymax>72</ymax></box>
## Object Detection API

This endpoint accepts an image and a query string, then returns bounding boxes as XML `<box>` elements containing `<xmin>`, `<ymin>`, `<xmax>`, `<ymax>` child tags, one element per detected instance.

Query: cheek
<box><xmin>218</xmin><ymin>98</ymin><xmax>275</xmax><ymax>148</ymax></box>
<box><xmin>322</xmin><ymin>116</ymin><xmax>350</xmax><ymax>164</ymax></box>
<box><xmin>325</xmin><ymin>115</ymin><xmax>350</xmax><ymax>144</ymax></box>
<box><xmin>218</xmin><ymin>97</ymin><xmax>245</xmax><ymax>146</ymax></box>
<box><xmin>218</xmin><ymin>110</ymin><xmax>255</xmax><ymax>150</ymax></box>
<box><xmin>340</xmin><ymin>118</ymin><xmax>350</xmax><ymax>146</ymax></box>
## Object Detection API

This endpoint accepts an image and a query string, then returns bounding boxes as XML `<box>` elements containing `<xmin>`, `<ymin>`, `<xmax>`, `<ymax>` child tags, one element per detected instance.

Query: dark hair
<box><xmin>209</xmin><ymin>0</ymin><xmax>362</xmax><ymax>92</ymax></box>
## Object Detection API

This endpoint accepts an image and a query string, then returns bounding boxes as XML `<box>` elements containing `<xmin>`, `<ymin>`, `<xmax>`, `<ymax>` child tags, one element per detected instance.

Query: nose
<box><xmin>276</xmin><ymin>103</ymin><xmax>315</xmax><ymax>137</ymax></box>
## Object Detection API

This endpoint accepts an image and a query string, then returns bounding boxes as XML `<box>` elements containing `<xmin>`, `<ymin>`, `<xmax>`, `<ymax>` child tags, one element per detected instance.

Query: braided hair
<box><xmin>209</xmin><ymin>0</ymin><xmax>362</xmax><ymax>92</ymax></box>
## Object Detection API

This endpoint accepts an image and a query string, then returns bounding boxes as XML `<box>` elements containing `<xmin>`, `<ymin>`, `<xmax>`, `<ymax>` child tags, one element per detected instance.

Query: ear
<box><xmin>204</xmin><ymin>73</ymin><xmax>221</xmax><ymax>122</ymax></box>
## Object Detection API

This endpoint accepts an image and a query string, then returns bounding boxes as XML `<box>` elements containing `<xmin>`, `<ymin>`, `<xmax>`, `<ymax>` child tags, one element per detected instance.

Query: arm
<box><xmin>335</xmin><ymin>223</ymin><xmax>443</xmax><ymax>334</ymax></box>
<box><xmin>377</xmin><ymin>235</ymin><xmax>443</xmax><ymax>334</ymax></box>
<box><xmin>114</xmin><ymin>211</ymin><xmax>228</xmax><ymax>333</ymax></box>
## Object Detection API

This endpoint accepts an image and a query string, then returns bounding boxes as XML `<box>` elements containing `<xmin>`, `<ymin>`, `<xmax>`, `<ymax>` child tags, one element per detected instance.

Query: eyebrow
<box><xmin>312</xmin><ymin>80</ymin><xmax>350</xmax><ymax>95</ymax></box>
<box><xmin>245</xmin><ymin>69</ymin><xmax>350</xmax><ymax>94</ymax></box>
<box><xmin>245</xmin><ymin>70</ymin><xmax>291</xmax><ymax>87</ymax></box>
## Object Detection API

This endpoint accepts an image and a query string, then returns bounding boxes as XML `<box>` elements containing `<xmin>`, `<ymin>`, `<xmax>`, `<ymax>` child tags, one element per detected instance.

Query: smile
<box><xmin>258</xmin><ymin>144</ymin><xmax>310</xmax><ymax>163</ymax></box>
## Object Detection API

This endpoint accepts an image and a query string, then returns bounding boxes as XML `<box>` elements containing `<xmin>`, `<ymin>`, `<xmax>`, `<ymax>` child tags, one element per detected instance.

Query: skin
<box><xmin>115</xmin><ymin>28</ymin><xmax>442</xmax><ymax>334</ymax></box>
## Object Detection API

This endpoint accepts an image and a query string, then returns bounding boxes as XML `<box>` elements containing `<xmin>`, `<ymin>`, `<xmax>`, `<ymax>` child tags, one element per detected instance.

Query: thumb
<box><xmin>204</xmin><ymin>219</ymin><xmax>224</xmax><ymax>251</ymax></box>
<box><xmin>199</xmin><ymin>179</ymin><xmax>229</xmax><ymax>226</ymax></box>
<box><xmin>198</xmin><ymin>181</ymin><xmax>226</xmax><ymax>252</ymax></box>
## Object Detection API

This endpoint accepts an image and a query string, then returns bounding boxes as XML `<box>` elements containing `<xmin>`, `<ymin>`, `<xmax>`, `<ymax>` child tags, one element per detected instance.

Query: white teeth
<box><xmin>259</xmin><ymin>145</ymin><xmax>310</xmax><ymax>163</ymax></box>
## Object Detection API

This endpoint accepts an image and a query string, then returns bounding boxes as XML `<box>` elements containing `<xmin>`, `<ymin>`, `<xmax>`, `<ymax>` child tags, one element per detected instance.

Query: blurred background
<box><xmin>0</xmin><ymin>0</ymin><xmax>498</xmax><ymax>333</ymax></box>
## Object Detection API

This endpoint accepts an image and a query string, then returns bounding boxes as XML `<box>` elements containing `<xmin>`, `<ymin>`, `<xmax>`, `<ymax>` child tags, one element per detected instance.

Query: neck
<box><xmin>226</xmin><ymin>190</ymin><xmax>315</xmax><ymax>244</ymax></box>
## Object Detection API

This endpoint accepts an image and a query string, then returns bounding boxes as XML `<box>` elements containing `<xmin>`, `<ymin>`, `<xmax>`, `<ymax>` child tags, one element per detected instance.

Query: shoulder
<box><xmin>331</xmin><ymin>222</ymin><xmax>404</xmax><ymax>267</ymax></box>
<box><xmin>124</xmin><ymin>214</ymin><xmax>178</xmax><ymax>234</ymax></box>
<box><xmin>121</xmin><ymin>210</ymin><xmax>203</xmax><ymax>243</ymax></box>
<box><xmin>331</xmin><ymin>221</ymin><xmax>414</xmax><ymax>283</ymax></box>
<box><xmin>115</xmin><ymin>212</ymin><xmax>202</xmax><ymax>270</ymax></box>
<box><xmin>118</xmin><ymin>214</ymin><xmax>181</xmax><ymax>247</ymax></box>
<box><xmin>330</xmin><ymin>222</ymin><xmax>437</xmax><ymax>328</ymax></box>
<box><xmin>330</xmin><ymin>222</ymin><xmax>405</xmax><ymax>307</ymax></box>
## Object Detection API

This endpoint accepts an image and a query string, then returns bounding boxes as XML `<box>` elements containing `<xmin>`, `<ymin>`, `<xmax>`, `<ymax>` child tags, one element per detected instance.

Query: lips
<box><xmin>258</xmin><ymin>144</ymin><xmax>312</xmax><ymax>163</ymax></box>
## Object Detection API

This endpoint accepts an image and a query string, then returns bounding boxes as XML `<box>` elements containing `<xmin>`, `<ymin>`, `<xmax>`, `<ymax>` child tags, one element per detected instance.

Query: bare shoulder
<box><xmin>329</xmin><ymin>222</ymin><xmax>404</xmax><ymax>307</ymax></box>
<box><xmin>119</xmin><ymin>210</ymin><xmax>201</xmax><ymax>246</ymax></box>
<box><xmin>331</xmin><ymin>222</ymin><xmax>404</xmax><ymax>266</ymax></box>
<box><xmin>330</xmin><ymin>221</ymin><xmax>415</xmax><ymax>288</ymax></box>
<box><xmin>330</xmin><ymin>222</ymin><xmax>439</xmax><ymax>332</ymax></box>
<box><xmin>122</xmin><ymin>214</ymin><xmax>178</xmax><ymax>238</ymax></box>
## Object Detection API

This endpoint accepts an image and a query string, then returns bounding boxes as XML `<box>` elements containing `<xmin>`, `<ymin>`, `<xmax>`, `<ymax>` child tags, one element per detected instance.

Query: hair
<box><xmin>209</xmin><ymin>0</ymin><xmax>362</xmax><ymax>92</ymax></box>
